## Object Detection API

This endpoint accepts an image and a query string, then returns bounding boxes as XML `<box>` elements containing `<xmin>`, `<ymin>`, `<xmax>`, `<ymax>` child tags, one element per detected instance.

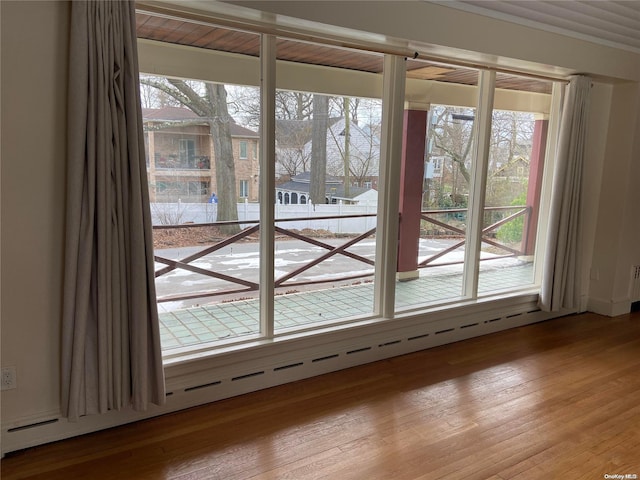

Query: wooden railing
<box><xmin>153</xmin><ymin>206</ymin><xmax>529</xmax><ymax>303</ymax></box>
<box><xmin>418</xmin><ymin>205</ymin><xmax>530</xmax><ymax>267</ymax></box>
<box><xmin>153</xmin><ymin>214</ymin><xmax>376</xmax><ymax>303</ymax></box>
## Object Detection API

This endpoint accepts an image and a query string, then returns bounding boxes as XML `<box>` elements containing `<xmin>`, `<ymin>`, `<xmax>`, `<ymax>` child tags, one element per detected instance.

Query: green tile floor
<box><xmin>158</xmin><ymin>263</ymin><xmax>534</xmax><ymax>350</ymax></box>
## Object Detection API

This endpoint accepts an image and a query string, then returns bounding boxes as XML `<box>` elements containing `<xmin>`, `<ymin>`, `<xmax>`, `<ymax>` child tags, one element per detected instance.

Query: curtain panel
<box><xmin>539</xmin><ymin>75</ymin><xmax>591</xmax><ymax>313</ymax></box>
<box><xmin>62</xmin><ymin>0</ymin><xmax>165</xmax><ymax>421</ymax></box>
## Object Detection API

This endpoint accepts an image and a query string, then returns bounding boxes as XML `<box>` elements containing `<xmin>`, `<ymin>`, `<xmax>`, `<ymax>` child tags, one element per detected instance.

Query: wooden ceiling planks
<box><xmin>135</xmin><ymin>13</ymin><xmax>552</xmax><ymax>94</ymax></box>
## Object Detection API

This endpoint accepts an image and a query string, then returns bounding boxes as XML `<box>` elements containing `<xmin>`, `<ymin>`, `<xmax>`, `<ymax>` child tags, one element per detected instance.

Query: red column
<box><xmin>397</xmin><ymin>107</ymin><xmax>428</xmax><ymax>281</ymax></box>
<box><xmin>523</xmin><ymin>117</ymin><xmax>548</xmax><ymax>256</ymax></box>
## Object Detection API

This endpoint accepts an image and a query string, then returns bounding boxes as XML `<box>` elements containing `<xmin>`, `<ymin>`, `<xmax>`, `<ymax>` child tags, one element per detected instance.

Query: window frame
<box><xmin>239</xmin><ymin>179</ymin><xmax>249</xmax><ymax>198</ymax></box>
<box><xmin>137</xmin><ymin>19</ymin><xmax>560</xmax><ymax>362</ymax></box>
<box><xmin>178</xmin><ymin>138</ymin><xmax>196</xmax><ymax>163</ymax></box>
<box><xmin>239</xmin><ymin>140</ymin><xmax>248</xmax><ymax>159</ymax></box>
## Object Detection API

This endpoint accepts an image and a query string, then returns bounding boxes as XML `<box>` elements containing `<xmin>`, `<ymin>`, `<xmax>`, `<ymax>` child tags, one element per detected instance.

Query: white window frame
<box><xmin>239</xmin><ymin>179</ymin><xmax>249</xmax><ymax>198</ymax></box>
<box><xmin>239</xmin><ymin>140</ymin><xmax>248</xmax><ymax>159</ymax></box>
<box><xmin>137</xmin><ymin>12</ymin><xmax>560</xmax><ymax>363</ymax></box>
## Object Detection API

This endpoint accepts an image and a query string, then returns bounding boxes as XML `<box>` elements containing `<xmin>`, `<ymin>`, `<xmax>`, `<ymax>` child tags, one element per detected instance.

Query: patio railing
<box><xmin>419</xmin><ymin>205</ymin><xmax>530</xmax><ymax>267</ymax></box>
<box><xmin>153</xmin><ymin>206</ymin><xmax>529</xmax><ymax>303</ymax></box>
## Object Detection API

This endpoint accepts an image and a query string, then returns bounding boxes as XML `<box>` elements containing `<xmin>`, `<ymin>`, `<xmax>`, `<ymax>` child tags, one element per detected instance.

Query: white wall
<box><xmin>1</xmin><ymin>1</ymin><xmax>69</xmax><ymax>425</ymax></box>
<box><xmin>2</xmin><ymin>0</ymin><xmax>639</xmax><ymax>450</ymax></box>
<box><xmin>588</xmin><ymin>82</ymin><xmax>640</xmax><ymax>315</ymax></box>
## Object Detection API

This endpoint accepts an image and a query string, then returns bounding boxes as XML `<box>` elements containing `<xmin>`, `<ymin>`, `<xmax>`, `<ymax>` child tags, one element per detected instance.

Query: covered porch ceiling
<box><xmin>135</xmin><ymin>12</ymin><xmax>553</xmax><ymax>95</ymax></box>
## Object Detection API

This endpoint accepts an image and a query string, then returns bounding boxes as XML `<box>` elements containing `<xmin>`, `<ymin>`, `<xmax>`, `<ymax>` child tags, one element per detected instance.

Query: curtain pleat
<box><xmin>539</xmin><ymin>75</ymin><xmax>591</xmax><ymax>312</ymax></box>
<box><xmin>62</xmin><ymin>0</ymin><xmax>165</xmax><ymax>421</ymax></box>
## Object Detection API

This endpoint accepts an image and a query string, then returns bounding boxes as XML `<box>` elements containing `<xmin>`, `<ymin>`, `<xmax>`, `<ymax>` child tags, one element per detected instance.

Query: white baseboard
<box><xmin>587</xmin><ymin>296</ymin><xmax>631</xmax><ymax>317</ymax></box>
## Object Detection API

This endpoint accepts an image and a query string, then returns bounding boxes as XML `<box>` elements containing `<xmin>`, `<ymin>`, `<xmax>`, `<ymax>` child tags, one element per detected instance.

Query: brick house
<box><xmin>143</xmin><ymin>107</ymin><xmax>259</xmax><ymax>202</ymax></box>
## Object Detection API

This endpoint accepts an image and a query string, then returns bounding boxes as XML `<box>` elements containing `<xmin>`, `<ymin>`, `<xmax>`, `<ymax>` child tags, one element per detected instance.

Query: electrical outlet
<box><xmin>1</xmin><ymin>366</ymin><xmax>17</xmax><ymax>391</ymax></box>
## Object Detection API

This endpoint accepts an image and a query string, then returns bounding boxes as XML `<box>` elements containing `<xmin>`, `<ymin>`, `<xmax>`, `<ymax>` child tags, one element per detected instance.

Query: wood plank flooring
<box><xmin>2</xmin><ymin>312</ymin><xmax>639</xmax><ymax>479</ymax></box>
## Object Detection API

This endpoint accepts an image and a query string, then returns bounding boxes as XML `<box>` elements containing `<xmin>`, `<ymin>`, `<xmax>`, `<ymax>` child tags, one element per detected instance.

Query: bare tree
<box><xmin>342</xmin><ymin>97</ymin><xmax>351</xmax><ymax>197</ymax></box>
<box><xmin>431</xmin><ymin>107</ymin><xmax>475</xmax><ymax>185</ymax></box>
<box><xmin>140</xmin><ymin>76</ymin><xmax>240</xmax><ymax>234</ymax></box>
<box><xmin>310</xmin><ymin>95</ymin><xmax>329</xmax><ymax>205</ymax></box>
<box><xmin>428</xmin><ymin>106</ymin><xmax>536</xmax><ymax>208</ymax></box>
<box><xmin>227</xmin><ymin>88</ymin><xmax>314</xmax><ymax>127</ymax></box>
<box><xmin>278</xmin><ymin>91</ymin><xmax>314</xmax><ymax>121</ymax></box>
<box><xmin>275</xmin><ymin>122</ymin><xmax>312</xmax><ymax>178</ymax></box>
<box><xmin>325</xmin><ymin>117</ymin><xmax>380</xmax><ymax>188</ymax></box>
<box><xmin>347</xmin><ymin>127</ymin><xmax>379</xmax><ymax>187</ymax></box>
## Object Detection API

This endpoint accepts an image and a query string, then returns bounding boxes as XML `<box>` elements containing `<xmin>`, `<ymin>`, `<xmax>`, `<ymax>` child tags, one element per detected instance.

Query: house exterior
<box><xmin>276</xmin><ymin>171</ymin><xmax>376</xmax><ymax>205</ymax></box>
<box><xmin>486</xmin><ymin>156</ymin><xmax>530</xmax><ymax>207</ymax></box>
<box><xmin>492</xmin><ymin>156</ymin><xmax>530</xmax><ymax>181</ymax></box>
<box><xmin>276</xmin><ymin>117</ymin><xmax>380</xmax><ymax>190</ymax></box>
<box><xmin>143</xmin><ymin>107</ymin><xmax>259</xmax><ymax>202</ymax></box>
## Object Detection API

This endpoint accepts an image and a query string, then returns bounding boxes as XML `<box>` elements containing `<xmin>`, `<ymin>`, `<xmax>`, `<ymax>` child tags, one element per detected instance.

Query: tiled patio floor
<box><xmin>158</xmin><ymin>262</ymin><xmax>534</xmax><ymax>350</ymax></box>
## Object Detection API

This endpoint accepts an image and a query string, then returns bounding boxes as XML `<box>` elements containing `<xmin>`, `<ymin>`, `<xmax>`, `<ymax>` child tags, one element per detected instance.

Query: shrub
<box><xmin>496</xmin><ymin>193</ymin><xmax>527</xmax><ymax>243</ymax></box>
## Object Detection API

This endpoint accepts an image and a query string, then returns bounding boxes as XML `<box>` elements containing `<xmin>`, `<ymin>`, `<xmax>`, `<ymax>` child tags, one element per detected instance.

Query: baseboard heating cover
<box><xmin>1</xmin><ymin>294</ymin><xmax>562</xmax><ymax>456</ymax></box>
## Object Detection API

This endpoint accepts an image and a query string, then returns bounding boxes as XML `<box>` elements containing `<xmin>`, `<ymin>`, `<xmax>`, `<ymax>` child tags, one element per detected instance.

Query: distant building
<box><xmin>492</xmin><ymin>156</ymin><xmax>530</xmax><ymax>180</ymax></box>
<box><xmin>486</xmin><ymin>156</ymin><xmax>531</xmax><ymax>206</ymax></box>
<box><xmin>143</xmin><ymin>107</ymin><xmax>259</xmax><ymax>202</ymax></box>
<box><xmin>276</xmin><ymin>171</ymin><xmax>376</xmax><ymax>205</ymax></box>
<box><xmin>276</xmin><ymin>117</ymin><xmax>380</xmax><ymax>190</ymax></box>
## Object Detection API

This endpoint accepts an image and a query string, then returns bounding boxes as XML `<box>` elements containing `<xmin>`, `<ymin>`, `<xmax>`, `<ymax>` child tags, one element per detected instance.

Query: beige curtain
<box><xmin>539</xmin><ymin>75</ymin><xmax>591</xmax><ymax>312</ymax></box>
<box><xmin>62</xmin><ymin>0</ymin><xmax>165</xmax><ymax>421</ymax></box>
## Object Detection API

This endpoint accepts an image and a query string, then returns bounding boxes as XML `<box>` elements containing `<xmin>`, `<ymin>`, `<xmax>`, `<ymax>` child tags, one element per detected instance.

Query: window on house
<box><xmin>189</xmin><ymin>181</ymin><xmax>209</xmax><ymax>196</ymax></box>
<box><xmin>179</xmin><ymin>139</ymin><xmax>195</xmax><ymax>164</ymax></box>
<box><xmin>239</xmin><ymin>140</ymin><xmax>248</xmax><ymax>159</ymax></box>
<box><xmin>239</xmin><ymin>179</ymin><xmax>249</xmax><ymax>198</ymax></box>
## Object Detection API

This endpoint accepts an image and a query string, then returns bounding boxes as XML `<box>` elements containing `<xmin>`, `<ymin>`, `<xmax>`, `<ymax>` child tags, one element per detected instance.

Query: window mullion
<box><xmin>373</xmin><ymin>54</ymin><xmax>406</xmax><ymax>318</ymax></box>
<box><xmin>259</xmin><ymin>34</ymin><xmax>276</xmax><ymax>338</ymax></box>
<box><xmin>462</xmin><ymin>70</ymin><xmax>495</xmax><ymax>299</ymax></box>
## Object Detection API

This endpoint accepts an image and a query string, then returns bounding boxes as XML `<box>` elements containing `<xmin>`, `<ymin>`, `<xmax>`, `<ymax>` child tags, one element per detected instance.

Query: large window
<box><xmin>137</xmin><ymin>15</ymin><xmax>556</xmax><ymax>355</ymax></box>
<box><xmin>478</xmin><ymin>97</ymin><xmax>549</xmax><ymax>293</ymax></box>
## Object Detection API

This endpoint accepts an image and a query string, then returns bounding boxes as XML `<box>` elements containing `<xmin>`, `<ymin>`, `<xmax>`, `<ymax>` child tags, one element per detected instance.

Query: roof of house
<box><xmin>283</xmin><ymin>171</ymin><xmax>343</xmax><ymax>185</ymax></box>
<box><xmin>142</xmin><ymin>106</ymin><xmax>198</xmax><ymax>121</ymax></box>
<box><xmin>493</xmin><ymin>156</ymin><xmax>530</xmax><ymax>176</ymax></box>
<box><xmin>142</xmin><ymin>107</ymin><xmax>258</xmax><ymax>137</ymax></box>
<box><xmin>277</xmin><ymin>172</ymin><xmax>371</xmax><ymax>200</ymax></box>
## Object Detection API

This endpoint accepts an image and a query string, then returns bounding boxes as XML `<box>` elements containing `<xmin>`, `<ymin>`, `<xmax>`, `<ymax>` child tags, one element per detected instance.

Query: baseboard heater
<box><xmin>1</xmin><ymin>296</ymin><xmax>558</xmax><ymax>456</ymax></box>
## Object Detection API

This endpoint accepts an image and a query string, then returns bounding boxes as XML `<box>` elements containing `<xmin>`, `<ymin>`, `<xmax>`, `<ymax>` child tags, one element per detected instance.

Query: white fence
<box><xmin>150</xmin><ymin>201</ymin><xmax>378</xmax><ymax>234</ymax></box>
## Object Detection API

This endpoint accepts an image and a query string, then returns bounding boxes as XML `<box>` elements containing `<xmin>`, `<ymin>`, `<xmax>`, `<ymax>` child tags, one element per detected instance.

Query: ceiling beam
<box><xmin>138</xmin><ymin>38</ymin><xmax>551</xmax><ymax>113</ymax></box>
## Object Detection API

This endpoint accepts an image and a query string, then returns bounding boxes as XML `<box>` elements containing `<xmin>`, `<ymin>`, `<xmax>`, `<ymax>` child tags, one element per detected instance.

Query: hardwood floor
<box><xmin>2</xmin><ymin>312</ymin><xmax>639</xmax><ymax>479</ymax></box>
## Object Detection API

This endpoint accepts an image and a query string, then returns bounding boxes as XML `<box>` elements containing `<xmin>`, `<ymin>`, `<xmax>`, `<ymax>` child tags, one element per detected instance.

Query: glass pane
<box><xmin>141</xmin><ymin>69</ymin><xmax>262</xmax><ymax>350</ymax></box>
<box><xmin>395</xmin><ymin>95</ymin><xmax>479</xmax><ymax>309</ymax></box>
<box><xmin>478</xmin><ymin>74</ymin><xmax>551</xmax><ymax>294</ymax></box>
<box><xmin>394</xmin><ymin>59</ymin><xmax>481</xmax><ymax>311</ymax></box>
<box><xmin>273</xmin><ymin>40</ymin><xmax>383</xmax><ymax>332</ymax></box>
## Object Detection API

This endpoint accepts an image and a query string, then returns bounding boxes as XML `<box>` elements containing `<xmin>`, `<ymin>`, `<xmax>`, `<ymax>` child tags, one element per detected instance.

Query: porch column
<box><xmin>523</xmin><ymin>115</ymin><xmax>549</xmax><ymax>256</ymax></box>
<box><xmin>397</xmin><ymin>102</ymin><xmax>428</xmax><ymax>281</ymax></box>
